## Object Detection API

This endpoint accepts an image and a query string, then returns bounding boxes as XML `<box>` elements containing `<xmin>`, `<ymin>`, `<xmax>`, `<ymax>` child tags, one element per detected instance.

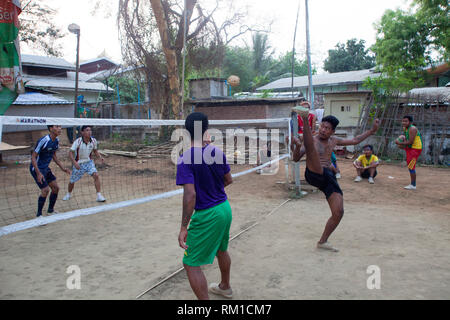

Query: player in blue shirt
<box><xmin>30</xmin><ymin>125</ymin><xmax>71</xmax><ymax>217</ymax></box>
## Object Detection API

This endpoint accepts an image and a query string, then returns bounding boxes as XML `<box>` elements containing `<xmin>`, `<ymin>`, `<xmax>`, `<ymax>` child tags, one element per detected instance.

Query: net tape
<box><xmin>0</xmin><ymin>116</ymin><xmax>290</xmax><ymax>126</ymax></box>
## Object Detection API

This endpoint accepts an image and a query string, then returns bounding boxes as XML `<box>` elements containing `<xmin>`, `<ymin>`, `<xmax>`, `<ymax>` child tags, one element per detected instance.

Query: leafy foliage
<box><xmin>323</xmin><ymin>39</ymin><xmax>375</xmax><ymax>73</ymax></box>
<box><xmin>367</xmin><ymin>1</ymin><xmax>448</xmax><ymax>95</ymax></box>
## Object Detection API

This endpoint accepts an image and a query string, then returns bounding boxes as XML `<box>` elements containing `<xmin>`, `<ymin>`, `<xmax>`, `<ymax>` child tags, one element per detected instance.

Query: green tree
<box><xmin>323</xmin><ymin>38</ymin><xmax>375</xmax><ymax>73</ymax></box>
<box><xmin>101</xmin><ymin>76</ymin><xmax>142</xmax><ymax>104</ymax></box>
<box><xmin>367</xmin><ymin>1</ymin><xmax>449</xmax><ymax>94</ymax></box>
<box><xmin>252</xmin><ymin>32</ymin><xmax>272</xmax><ymax>76</ymax></box>
<box><xmin>222</xmin><ymin>46</ymin><xmax>254</xmax><ymax>92</ymax></box>
<box><xmin>268</xmin><ymin>51</ymin><xmax>311</xmax><ymax>81</ymax></box>
<box><xmin>413</xmin><ymin>0</ymin><xmax>449</xmax><ymax>60</ymax></box>
<box><xmin>371</xmin><ymin>9</ymin><xmax>430</xmax><ymax>92</ymax></box>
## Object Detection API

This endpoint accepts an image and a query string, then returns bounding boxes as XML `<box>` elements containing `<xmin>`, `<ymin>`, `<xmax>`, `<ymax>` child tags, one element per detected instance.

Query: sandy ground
<box><xmin>0</xmin><ymin>159</ymin><xmax>449</xmax><ymax>300</ymax></box>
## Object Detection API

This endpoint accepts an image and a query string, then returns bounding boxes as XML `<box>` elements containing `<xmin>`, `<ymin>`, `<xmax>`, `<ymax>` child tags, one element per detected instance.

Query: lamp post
<box><xmin>68</xmin><ymin>23</ymin><xmax>80</xmax><ymax>117</ymax></box>
<box><xmin>68</xmin><ymin>23</ymin><xmax>80</xmax><ymax>143</ymax></box>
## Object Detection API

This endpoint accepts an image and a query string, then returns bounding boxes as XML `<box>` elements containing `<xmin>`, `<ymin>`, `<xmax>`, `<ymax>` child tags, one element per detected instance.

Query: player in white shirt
<box><xmin>63</xmin><ymin>126</ymin><xmax>106</xmax><ymax>202</ymax></box>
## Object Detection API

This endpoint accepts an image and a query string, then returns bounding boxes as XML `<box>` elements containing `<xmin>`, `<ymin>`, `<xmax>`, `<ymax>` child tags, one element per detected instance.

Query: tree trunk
<box><xmin>149</xmin><ymin>0</ymin><xmax>182</xmax><ymax>119</ymax></box>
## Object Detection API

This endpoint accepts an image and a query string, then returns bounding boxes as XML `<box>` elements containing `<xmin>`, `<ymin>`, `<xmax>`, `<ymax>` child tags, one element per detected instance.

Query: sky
<box><xmin>24</xmin><ymin>0</ymin><xmax>411</xmax><ymax>73</ymax></box>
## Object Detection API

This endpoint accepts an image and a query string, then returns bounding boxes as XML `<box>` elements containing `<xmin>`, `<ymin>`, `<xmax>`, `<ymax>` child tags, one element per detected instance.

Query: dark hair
<box><xmin>185</xmin><ymin>112</ymin><xmax>209</xmax><ymax>141</ymax></box>
<box><xmin>403</xmin><ymin>115</ymin><xmax>413</xmax><ymax>122</ymax></box>
<box><xmin>363</xmin><ymin>144</ymin><xmax>374</xmax><ymax>151</ymax></box>
<box><xmin>47</xmin><ymin>125</ymin><xmax>53</xmax><ymax>131</ymax></box>
<box><xmin>81</xmin><ymin>125</ymin><xmax>92</xmax><ymax>132</ymax></box>
<box><xmin>322</xmin><ymin>115</ymin><xmax>339</xmax><ymax>130</ymax></box>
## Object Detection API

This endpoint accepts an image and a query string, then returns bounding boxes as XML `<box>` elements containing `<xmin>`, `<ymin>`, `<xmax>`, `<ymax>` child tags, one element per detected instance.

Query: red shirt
<box><xmin>297</xmin><ymin>113</ymin><xmax>315</xmax><ymax>134</ymax></box>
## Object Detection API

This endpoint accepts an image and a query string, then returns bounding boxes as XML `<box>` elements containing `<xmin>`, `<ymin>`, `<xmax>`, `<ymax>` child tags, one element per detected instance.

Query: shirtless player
<box><xmin>290</xmin><ymin>101</ymin><xmax>380</xmax><ymax>252</ymax></box>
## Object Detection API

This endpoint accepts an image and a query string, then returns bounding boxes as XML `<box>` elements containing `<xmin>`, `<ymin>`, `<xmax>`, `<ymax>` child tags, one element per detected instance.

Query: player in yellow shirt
<box><xmin>395</xmin><ymin>115</ymin><xmax>423</xmax><ymax>190</ymax></box>
<box><xmin>353</xmin><ymin>145</ymin><xmax>379</xmax><ymax>184</ymax></box>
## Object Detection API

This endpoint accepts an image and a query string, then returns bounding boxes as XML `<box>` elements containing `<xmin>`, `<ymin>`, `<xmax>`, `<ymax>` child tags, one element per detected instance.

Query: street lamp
<box><xmin>68</xmin><ymin>23</ymin><xmax>80</xmax><ymax>118</ymax></box>
<box><xmin>68</xmin><ymin>23</ymin><xmax>80</xmax><ymax>143</ymax></box>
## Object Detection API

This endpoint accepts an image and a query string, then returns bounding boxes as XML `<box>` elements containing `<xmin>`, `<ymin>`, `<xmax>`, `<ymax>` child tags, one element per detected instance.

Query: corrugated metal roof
<box><xmin>21</xmin><ymin>54</ymin><xmax>76</xmax><ymax>71</ymax></box>
<box><xmin>256</xmin><ymin>69</ymin><xmax>380</xmax><ymax>91</ymax></box>
<box><xmin>408</xmin><ymin>87</ymin><xmax>450</xmax><ymax>101</ymax></box>
<box><xmin>80</xmin><ymin>57</ymin><xmax>119</xmax><ymax>67</ymax></box>
<box><xmin>13</xmin><ymin>92</ymin><xmax>72</xmax><ymax>105</ymax></box>
<box><xmin>23</xmin><ymin>76</ymin><xmax>111</xmax><ymax>92</ymax></box>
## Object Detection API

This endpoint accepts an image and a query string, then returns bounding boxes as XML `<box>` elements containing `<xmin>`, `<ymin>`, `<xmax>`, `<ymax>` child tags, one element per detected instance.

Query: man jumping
<box><xmin>290</xmin><ymin>102</ymin><xmax>380</xmax><ymax>252</ymax></box>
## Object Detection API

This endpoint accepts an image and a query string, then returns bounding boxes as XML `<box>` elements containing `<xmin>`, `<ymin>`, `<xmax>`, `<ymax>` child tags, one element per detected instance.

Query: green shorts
<box><xmin>183</xmin><ymin>200</ymin><xmax>232</xmax><ymax>267</ymax></box>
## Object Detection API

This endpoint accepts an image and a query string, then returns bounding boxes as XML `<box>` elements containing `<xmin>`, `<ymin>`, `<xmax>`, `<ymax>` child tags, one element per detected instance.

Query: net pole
<box><xmin>291</xmin><ymin>112</ymin><xmax>302</xmax><ymax>196</ymax></box>
<box><xmin>285</xmin><ymin>119</ymin><xmax>292</xmax><ymax>188</ymax></box>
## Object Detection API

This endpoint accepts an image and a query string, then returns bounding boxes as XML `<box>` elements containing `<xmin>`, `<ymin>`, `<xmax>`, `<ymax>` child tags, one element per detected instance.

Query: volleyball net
<box><xmin>0</xmin><ymin>115</ymin><xmax>292</xmax><ymax>236</ymax></box>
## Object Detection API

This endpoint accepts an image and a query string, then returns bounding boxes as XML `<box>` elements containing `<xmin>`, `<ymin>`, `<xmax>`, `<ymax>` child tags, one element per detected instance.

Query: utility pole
<box><xmin>305</xmin><ymin>0</ymin><xmax>314</xmax><ymax>110</ymax></box>
<box><xmin>68</xmin><ymin>23</ymin><xmax>81</xmax><ymax>143</ymax></box>
<box><xmin>291</xmin><ymin>2</ymin><xmax>301</xmax><ymax>98</ymax></box>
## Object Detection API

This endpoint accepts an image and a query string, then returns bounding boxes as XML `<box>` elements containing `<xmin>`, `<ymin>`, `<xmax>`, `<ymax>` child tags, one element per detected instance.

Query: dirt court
<box><xmin>0</xmin><ymin>158</ymin><xmax>449</xmax><ymax>300</ymax></box>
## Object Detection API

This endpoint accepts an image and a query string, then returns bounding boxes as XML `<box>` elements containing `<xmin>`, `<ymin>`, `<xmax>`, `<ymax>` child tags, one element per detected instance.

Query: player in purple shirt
<box><xmin>176</xmin><ymin>112</ymin><xmax>234</xmax><ymax>300</ymax></box>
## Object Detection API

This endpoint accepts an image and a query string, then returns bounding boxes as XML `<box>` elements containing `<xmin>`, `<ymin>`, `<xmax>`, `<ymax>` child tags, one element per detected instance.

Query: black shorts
<box><xmin>30</xmin><ymin>166</ymin><xmax>56</xmax><ymax>189</ymax></box>
<box><xmin>361</xmin><ymin>169</ymin><xmax>377</xmax><ymax>179</ymax></box>
<box><xmin>305</xmin><ymin>167</ymin><xmax>343</xmax><ymax>199</ymax></box>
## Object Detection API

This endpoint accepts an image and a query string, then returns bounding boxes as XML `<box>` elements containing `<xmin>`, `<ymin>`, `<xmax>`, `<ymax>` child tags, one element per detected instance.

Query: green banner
<box><xmin>0</xmin><ymin>0</ymin><xmax>22</xmax><ymax>115</ymax></box>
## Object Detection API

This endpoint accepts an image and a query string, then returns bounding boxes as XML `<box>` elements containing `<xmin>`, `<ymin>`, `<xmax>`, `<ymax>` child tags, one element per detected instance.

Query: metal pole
<box><xmin>137</xmin><ymin>81</ymin><xmax>141</xmax><ymax>119</ymax></box>
<box><xmin>291</xmin><ymin>112</ymin><xmax>302</xmax><ymax>197</ymax></box>
<box><xmin>74</xmin><ymin>31</ymin><xmax>80</xmax><ymax>118</ymax></box>
<box><xmin>291</xmin><ymin>2</ymin><xmax>301</xmax><ymax>98</ymax></box>
<box><xmin>305</xmin><ymin>0</ymin><xmax>314</xmax><ymax>110</ymax></box>
<box><xmin>72</xmin><ymin>30</ymin><xmax>80</xmax><ymax>142</ymax></box>
<box><xmin>116</xmin><ymin>83</ymin><xmax>121</xmax><ymax>105</ymax></box>
<box><xmin>180</xmin><ymin>0</ymin><xmax>188</xmax><ymax>117</ymax></box>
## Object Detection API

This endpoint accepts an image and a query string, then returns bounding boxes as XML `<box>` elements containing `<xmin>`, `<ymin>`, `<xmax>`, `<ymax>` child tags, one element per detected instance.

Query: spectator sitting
<box><xmin>353</xmin><ymin>144</ymin><xmax>379</xmax><ymax>184</ymax></box>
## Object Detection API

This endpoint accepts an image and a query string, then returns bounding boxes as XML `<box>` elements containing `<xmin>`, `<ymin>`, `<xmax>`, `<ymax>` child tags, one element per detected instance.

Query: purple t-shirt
<box><xmin>176</xmin><ymin>145</ymin><xmax>230</xmax><ymax>210</ymax></box>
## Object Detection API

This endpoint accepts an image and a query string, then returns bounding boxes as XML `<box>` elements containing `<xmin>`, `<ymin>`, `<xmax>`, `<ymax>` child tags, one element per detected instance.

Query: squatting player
<box><xmin>30</xmin><ymin>125</ymin><xmax>71</xmax><ymax>217</ymax></box>
<box><xmin>290</xmin><ymin>102</ymin><xmax>380</xmax><ymax>252</ymax></box>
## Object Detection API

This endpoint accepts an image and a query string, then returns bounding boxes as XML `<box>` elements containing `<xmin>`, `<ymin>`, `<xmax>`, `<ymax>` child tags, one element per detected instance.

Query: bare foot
<box><xmin>317</xmin><ymin>242</ymin><xmax>339</xmax><ymax>252</ymax></box>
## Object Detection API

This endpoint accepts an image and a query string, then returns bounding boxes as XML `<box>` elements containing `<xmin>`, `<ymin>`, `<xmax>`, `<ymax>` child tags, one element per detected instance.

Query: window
<box><xmin>341</xmin><ymin>106</ymin><xmax>345</xmax><ymax>112</ymax></box>
<box><xmin>341</xmin><ymin>106</ymin><xmax>351</xmax><ymax>112</ymax></box>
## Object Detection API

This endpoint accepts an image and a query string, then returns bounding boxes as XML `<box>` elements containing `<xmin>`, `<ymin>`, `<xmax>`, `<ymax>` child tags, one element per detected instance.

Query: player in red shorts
<box><xmin>395</xmin><ymin>115</ymin><xmax>423</xmax><ymax>190</ymax></box>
